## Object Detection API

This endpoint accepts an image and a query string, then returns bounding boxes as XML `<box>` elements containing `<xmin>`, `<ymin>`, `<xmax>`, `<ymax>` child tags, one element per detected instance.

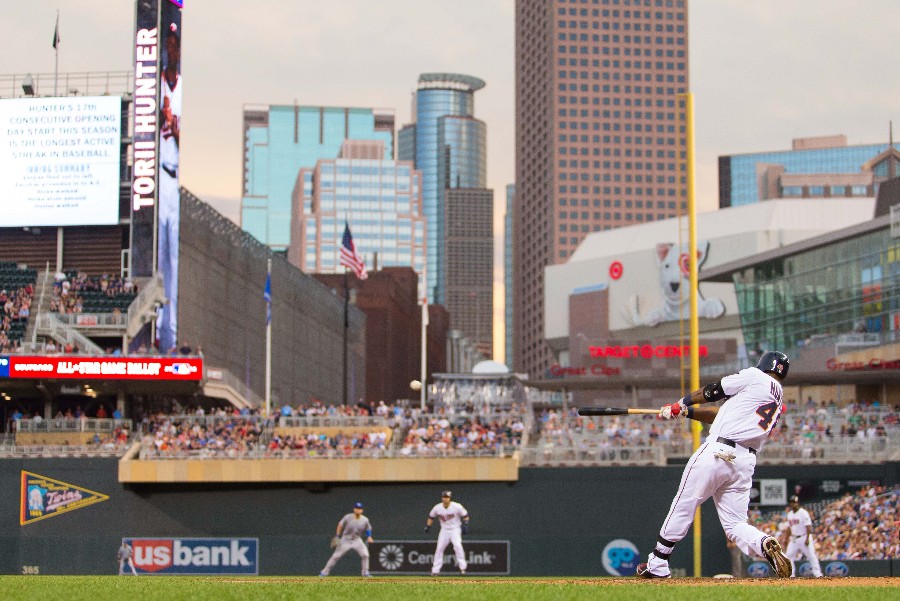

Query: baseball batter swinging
<box><xmin>319</xmin><ymin>502</ymin><xmax>374</xmax><ymax>577</ymax></box>
<box><xmin>782</xmin><ymin>495</ymin><xmax>823</xmax><ymax>577</ymax></box>
<box><xmin>637</xmin><ymin>351</ymin><xmax>793</xmax><ymax>579</ymax></box>
<box><xmin>424</xmin><ymin>490</ymin><xmax>470</xmax><ymax>575</ymax></box>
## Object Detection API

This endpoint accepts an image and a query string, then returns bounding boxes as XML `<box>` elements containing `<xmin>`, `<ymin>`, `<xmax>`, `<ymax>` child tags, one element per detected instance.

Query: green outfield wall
<box><xmin>1</xmin><ymin>459</ymin><xmax>896</xmax><ymax>576</ymax></box>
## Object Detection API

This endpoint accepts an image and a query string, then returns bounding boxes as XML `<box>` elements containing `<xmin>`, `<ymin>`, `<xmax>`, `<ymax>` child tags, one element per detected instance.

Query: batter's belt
<box><xmin>716</xmin><ymin>436</ymin><xmax>757</xmax><ymax>455</ymax></box>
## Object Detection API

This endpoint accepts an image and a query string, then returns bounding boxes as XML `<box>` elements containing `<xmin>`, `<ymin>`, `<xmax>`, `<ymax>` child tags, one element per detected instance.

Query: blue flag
<box><xmin>264</xmin><ymin>273</ymin><xmax>272</xmax><ymax>324</ymax></box>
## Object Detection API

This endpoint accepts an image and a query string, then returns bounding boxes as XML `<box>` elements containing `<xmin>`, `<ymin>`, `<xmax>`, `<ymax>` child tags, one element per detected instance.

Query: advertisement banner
<box><xmin>369</xmin><ymin>540</ymin><xmax>509</xmax><ymax>575</ymax></box>
<box><xmin>21</xmin><ymin>471</ymin><xmax>109</xmax><ymax>525</ymax></box>
<box><xmin>1</xmin><ymin>356</ymin><xmax>202</xmax><ymax>380</ymax></box>
<box><xmin>0</xmin><ymin>96</ymin><xmax>122</xmax><ymax>227</ymax></box>
<box><xmin>757</xmin><ymin>479</ymin><xmax>788</xmax><ymax>506</ymax></box>
<box><xmin>131</xmin><ymin>0</ymin><xmax>160</xmax><ymax>278</ymax></box>
<box><xmin>124</xmin><ymin>538</ymin><xmax>258</xmax><ymax>575</ymax></box>
<box><xmin>155</xmin><ymin>0</ymin><xmax>183</xmax><ymax>353</ymax></box>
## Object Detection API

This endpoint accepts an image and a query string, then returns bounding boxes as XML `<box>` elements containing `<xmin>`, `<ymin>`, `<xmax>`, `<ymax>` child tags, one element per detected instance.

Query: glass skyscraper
<box><xmin>242</xmin><ymin>105</ymin><xmax>394</xmax><ymax>251</ymax></box>
<box><xmin>398</xmin><ymin>73</ymin><xmax>487</xmax><ymax>303</ymax></box>
<box><xmin>719</xmin><ymin>137</ymin><xmax>890</xmax><ymax>208</ymax></box>
<box><xmin>288</xmin><ymin>141</ymin><xmax>426</xmax><ymax>290</ymax></box>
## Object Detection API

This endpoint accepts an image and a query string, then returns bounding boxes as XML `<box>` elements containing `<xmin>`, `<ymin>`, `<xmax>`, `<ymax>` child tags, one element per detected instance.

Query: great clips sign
<box><xmin>0</xmin><ymin>356</ymin><xmax>202</xmax><ymax>380</ymax></box>
<box><xmin>125</xmin><ymin>538</ymin><xmax>258</xmax><ymax>575</ymax></box>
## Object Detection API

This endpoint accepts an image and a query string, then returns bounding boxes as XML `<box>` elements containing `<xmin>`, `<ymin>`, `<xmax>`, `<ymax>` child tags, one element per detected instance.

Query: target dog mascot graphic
<box><xmin>629</xmin><ymin>240</ymin><xmax>725</xmax><ymax>327</ymax></box>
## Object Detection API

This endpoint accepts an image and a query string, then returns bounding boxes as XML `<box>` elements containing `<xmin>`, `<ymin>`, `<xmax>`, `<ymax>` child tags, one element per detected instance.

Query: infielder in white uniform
<box><xmin>637</xmin><ymin>351</ymin><xmax>793</xmax><ymax>579</ymax></box>
<box><xmin>782</xmin><ymin>495</ymin><xmax>823</xmax><ymax>577</ymax></box>
<box><xmin>320</xmin><ymin>502</ymin><xmax>374</xmax><ymax>577</ymax></box>
<box><xmin>424</xmin><ymin>490</ymin><xmax>469</xmax><ymax>575</ymax></box>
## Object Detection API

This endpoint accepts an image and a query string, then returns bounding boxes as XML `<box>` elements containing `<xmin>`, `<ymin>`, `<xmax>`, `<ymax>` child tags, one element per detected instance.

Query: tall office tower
<box><xmin>445</xmin><ymin>188</ymin><xmax>494</xmax><ymax>357</ymax></box>
<box><xmin>505</xmin><ymin>184</ymin><xmax>516</xmax><ymax>368</ymax></box>
<box><xmin>288</xmin><ymin>140</ymin><xmax>427</xmax><ymax>290</ymax></box>
<box><xmin>514</xmin><ymin>0</ymin><xmax>689</xmax><ymax>376</ymax></box>
<box><xmin>242</xmin><ymin>105</ymin><xmax>395</xmax><ymax>252</ymax></box>
<box><xmin>398</xmin><ymin>73</ymin><xmax>487</xmax><ymax>304</ymax></box>
<box><xmin>719</xmin><ymin>135</ymin><xmax>896</xmax><ymax>208</ymax></box>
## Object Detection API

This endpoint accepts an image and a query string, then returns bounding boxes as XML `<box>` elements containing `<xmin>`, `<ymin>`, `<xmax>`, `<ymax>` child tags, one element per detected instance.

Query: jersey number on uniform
<box><xmin>756</xmin><ymin>401</ymin><xmax>779</xmax><ymax>430</ymax></box>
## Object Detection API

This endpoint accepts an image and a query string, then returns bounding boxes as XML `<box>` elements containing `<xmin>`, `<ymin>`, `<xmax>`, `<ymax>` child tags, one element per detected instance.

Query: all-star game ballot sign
<box><xmin>20</xmin><ymin>471</ymin><xmax>109</xmax><ymax>526</ymax></box>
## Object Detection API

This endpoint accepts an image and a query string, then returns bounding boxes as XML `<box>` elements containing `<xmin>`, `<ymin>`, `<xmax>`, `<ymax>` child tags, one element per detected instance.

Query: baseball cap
<box><xmin>353</xmin><ymin>502</ymin><xmax>364</xmax><ymax>509</ymax></box>
<box><xmin>441</xmin><ymin>490</ymin><xmax>452</xmax><ymax>498</ymax></box>
<box><xmin>789</xmin><ymin>495</ymin><xmax>799</xmax><ymax>503</ymax></box>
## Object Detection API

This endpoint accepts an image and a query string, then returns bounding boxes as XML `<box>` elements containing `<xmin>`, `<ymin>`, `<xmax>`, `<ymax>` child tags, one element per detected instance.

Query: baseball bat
<box><xmin>577</xmin><ymin>407</ymin><xmax>659</xmax><ymax>416</ymax></box>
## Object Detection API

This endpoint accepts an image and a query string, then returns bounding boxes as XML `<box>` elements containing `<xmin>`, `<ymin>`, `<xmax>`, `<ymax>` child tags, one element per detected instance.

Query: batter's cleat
<box><xmin>318</xmin><ymin>572</ymin><xmax>327</xmax><ymax>578</ymax></box>
<box><xmin>761</xmin><ymin>537</ymin><xmax>792</xmax><ymax>578</ymax></box>
<box><xmin>362</xmin><ymin>572</ymin><xmax>372</xmax><ymax>578</ymax></box>
<box><xmin>636</xmin><ymin>563</ymin><xmax>671</xmax><ymax>579</ymax></box>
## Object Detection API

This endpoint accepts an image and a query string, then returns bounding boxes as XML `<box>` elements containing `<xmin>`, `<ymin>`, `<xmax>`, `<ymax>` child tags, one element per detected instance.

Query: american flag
<box><xmin>339</xmin><ymin>222</ymin><xmax>368</xmax><ymax>280</ymax></box>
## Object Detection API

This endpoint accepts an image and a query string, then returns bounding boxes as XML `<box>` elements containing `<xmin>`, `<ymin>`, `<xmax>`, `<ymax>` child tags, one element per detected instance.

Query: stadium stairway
<box><xmin>21</xmin><ymin>268</ymin><xmax>54</xmax><ymax>347</ymax></box>
<box><xmin>124</xmin><ymin>275</ymin><xmax>167</xmax><ymax>346</ymax></box>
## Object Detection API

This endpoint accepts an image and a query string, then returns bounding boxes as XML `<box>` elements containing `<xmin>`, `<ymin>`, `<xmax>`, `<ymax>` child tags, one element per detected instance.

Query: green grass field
<box><xmin>1</xmin><ymin>576</ymin><xmax>898</xmax><ymax>601</ymax></box>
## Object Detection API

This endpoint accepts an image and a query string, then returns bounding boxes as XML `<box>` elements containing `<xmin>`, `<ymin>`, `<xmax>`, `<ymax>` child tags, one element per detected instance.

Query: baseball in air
<box><xmin>410</xmin><ymin>380</ymin><xmax>422</xmax><ymax>391</ymax></box>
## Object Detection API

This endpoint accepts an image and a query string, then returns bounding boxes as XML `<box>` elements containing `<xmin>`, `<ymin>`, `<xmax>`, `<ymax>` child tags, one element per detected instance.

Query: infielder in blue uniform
<box><xmin>320</xmin><ymin>502</ymin><xmax>374</xmax><ymax>577</ymax></box>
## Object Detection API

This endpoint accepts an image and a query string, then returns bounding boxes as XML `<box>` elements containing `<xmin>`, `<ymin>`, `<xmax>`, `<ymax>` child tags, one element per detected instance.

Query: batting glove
<box><xmin>461</xmin><ymin>523</ymin><xmax>469</xmax><ymax>535</ymax></box>
<box><xmin>423</xmin><ymin>525</ymin><xmax>430</xmax><ymax>533</ymax></box>
<box><xmin>659</xmin><ymin>400</ymin><xmax>687</xmax><ymax>420</ymax></box>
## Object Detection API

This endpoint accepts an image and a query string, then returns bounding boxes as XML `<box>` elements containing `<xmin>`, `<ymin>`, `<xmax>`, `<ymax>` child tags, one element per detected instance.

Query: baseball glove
<box><xmin>330</xmin><ymin>536</ymin><xmax>340</xmax><ymax>549</ymax></box>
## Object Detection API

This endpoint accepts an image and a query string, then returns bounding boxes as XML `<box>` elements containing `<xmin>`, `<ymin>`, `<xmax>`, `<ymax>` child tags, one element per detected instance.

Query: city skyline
<box><xmin>3</xmin><ymin>0</ymin><xmax>899</xmax><ymax>364</ymax></box>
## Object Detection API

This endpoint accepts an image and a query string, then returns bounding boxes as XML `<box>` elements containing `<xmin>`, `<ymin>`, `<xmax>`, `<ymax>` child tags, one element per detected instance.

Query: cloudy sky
<box><xmin>3</xmin><ymin>1</ymin><xmax>899</xmax><ymax>359</ymax></box>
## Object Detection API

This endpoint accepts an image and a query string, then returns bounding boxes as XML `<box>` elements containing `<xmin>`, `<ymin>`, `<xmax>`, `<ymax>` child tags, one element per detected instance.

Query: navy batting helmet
<box><xmin>441</xmin><ymin>490</ymin><xmax>452</xmax><ymax>498</ymax></box>
<box><xmin>757</xmin><ymin>351</ymin><xmax>789</xmax><ymax>379</ymax></box>
<box><xmin>789</xmin><ymin>495</ymin><xmax>799</xmax><ymax>504</ymax></box>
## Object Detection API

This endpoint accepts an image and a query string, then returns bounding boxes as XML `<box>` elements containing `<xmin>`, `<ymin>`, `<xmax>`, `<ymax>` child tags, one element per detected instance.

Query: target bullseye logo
<box><xmin>378</xmin><ymin>544</ymin><xmax>404</xmax><ymax>570</ymax></box>
<box><xmin>609</xmin><ymin>261</ymin><xmax>623</xmax><ymax>280</ymax></box>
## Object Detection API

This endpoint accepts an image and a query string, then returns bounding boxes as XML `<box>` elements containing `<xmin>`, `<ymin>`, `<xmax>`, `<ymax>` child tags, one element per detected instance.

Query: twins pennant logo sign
<box><xmin>20</xmin><ymin>471</ymin><xmax>109</xmax><ymax>525</ymax></box>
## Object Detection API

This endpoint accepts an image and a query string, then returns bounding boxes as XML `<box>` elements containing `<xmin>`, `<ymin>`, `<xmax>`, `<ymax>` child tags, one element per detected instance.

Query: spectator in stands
<box><xmin>178</xmin><ymin>341</ymin><xmax>192</xmax><ymax>355</ymax></box>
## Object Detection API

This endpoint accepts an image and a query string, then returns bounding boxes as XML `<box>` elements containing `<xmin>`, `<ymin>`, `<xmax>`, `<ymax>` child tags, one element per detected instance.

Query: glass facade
<box><xmin>403</xmin><ymin>74</ymin><xmax>486</xmax><ymax>303</ymax></box>
<box><xmin>297</xmin><ymin>158</ymin><xmax>426</xmax><ymax>293</ymax></box>
<box><xmin>733</xmin><ymin>224</ymin><xmax>900</xmax><ymax>354</ymax></box>
<box><xmin>721</xmin><ymin>144</ymin><xmax>888</xmax><ymax>208</ymax></box>
<box><xmin>241</xmin><ymin>105</ymin><xmax>394</xmax><ymax>251</ymax></box>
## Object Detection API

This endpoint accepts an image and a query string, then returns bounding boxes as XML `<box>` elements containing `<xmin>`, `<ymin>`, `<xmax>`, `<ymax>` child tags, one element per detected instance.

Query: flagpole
<box><xmin>265</xmin><ymin>258</ymin><xmax>272</xmax><ymax>417</ymax></box>
<box><xmin>419</xmin><ymin>267</ymin><xmax>428</xmax><ymax>411</ymax></box>
<box><xmin>53</xmin><ymin>10</ymin><xmax>59</xmax><ymax>96</ymax></box>
<box><xmin>343</xmin><ymin>269</ymin><xmax>349</xmax><ymax>406</ymax></box>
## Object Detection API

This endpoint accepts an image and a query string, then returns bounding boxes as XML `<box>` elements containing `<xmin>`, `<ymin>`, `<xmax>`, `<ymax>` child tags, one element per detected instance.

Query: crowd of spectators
<box><xmin>752</xmin><ymin>485</ymin><xmax>899</xmax><ymax>561</ymax></box>
<box><xmin>1</xmin><ymin>285</ymin><xmax>33</xmax><ymax>353</ymax></box>
<box><xmin>50</xmin><ymin>271</ymin><xmax>135</xmax><ymax>314</ymax></box>
<box><xmin>812</xmin><ymin>485</ymin><xmax>900</xmax><ymax>559</ymax></box>
<box><xmin>266</xmin><ymin>430</ymin><xmax>389</xmax><ymax>457</ymax></box>
<box><xmin>399</xmin><ymin>411</ymin><xmax>526</xmax><ymax>456</ymax></box>
<box><xmin>141</xmin><ymin>413</ymin><xmax>264</xmax><ymax>458</ymax></box>
<box><xmin>133</xmin><ymin>401</ymin><xmax>528</xmax><ymax>458</ymax></box>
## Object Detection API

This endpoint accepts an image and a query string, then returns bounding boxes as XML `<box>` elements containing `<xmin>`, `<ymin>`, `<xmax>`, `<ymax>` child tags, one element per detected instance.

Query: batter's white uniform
<box><xmin>784</xmin><ymin>507</ymin><xmax>823</xmax><ymax>577</ymax></box>
<box><xmin>645</xmin><ymin>367</ymin><xmax>785</xmax><ymax>577</ymax></box>
<box><xmin>429</xmin><ymin>501</ymin><xmax>468</xmax><ymax>574</ymax></box>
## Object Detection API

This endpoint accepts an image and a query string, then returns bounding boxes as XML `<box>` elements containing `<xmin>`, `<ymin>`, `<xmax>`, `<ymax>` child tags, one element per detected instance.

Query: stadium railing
<box><xmin>519</xmin><ymin>445</ymin><xmax>665</xmax><ymax>467</ymax></box>
<box><xmin>276</xmin><ymin>415</ymin><xmax>390</xmax><ymax>428</ymax></box>
<box><xmin>137</xmin><ymin>445</ymin><xmax>520</xmax><ymax>460</ymax></box>
<box><xmin>16</xmin><ymin>417</ymin><xmax>132</xmax><ymax>433</ymax></box>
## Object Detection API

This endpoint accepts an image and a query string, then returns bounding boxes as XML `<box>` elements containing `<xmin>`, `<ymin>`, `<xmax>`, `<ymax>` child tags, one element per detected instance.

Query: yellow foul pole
<box><xmin>682</xmin><ymin>92</ymin><xmax>703</xmax><ymax>577</ymax></box>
